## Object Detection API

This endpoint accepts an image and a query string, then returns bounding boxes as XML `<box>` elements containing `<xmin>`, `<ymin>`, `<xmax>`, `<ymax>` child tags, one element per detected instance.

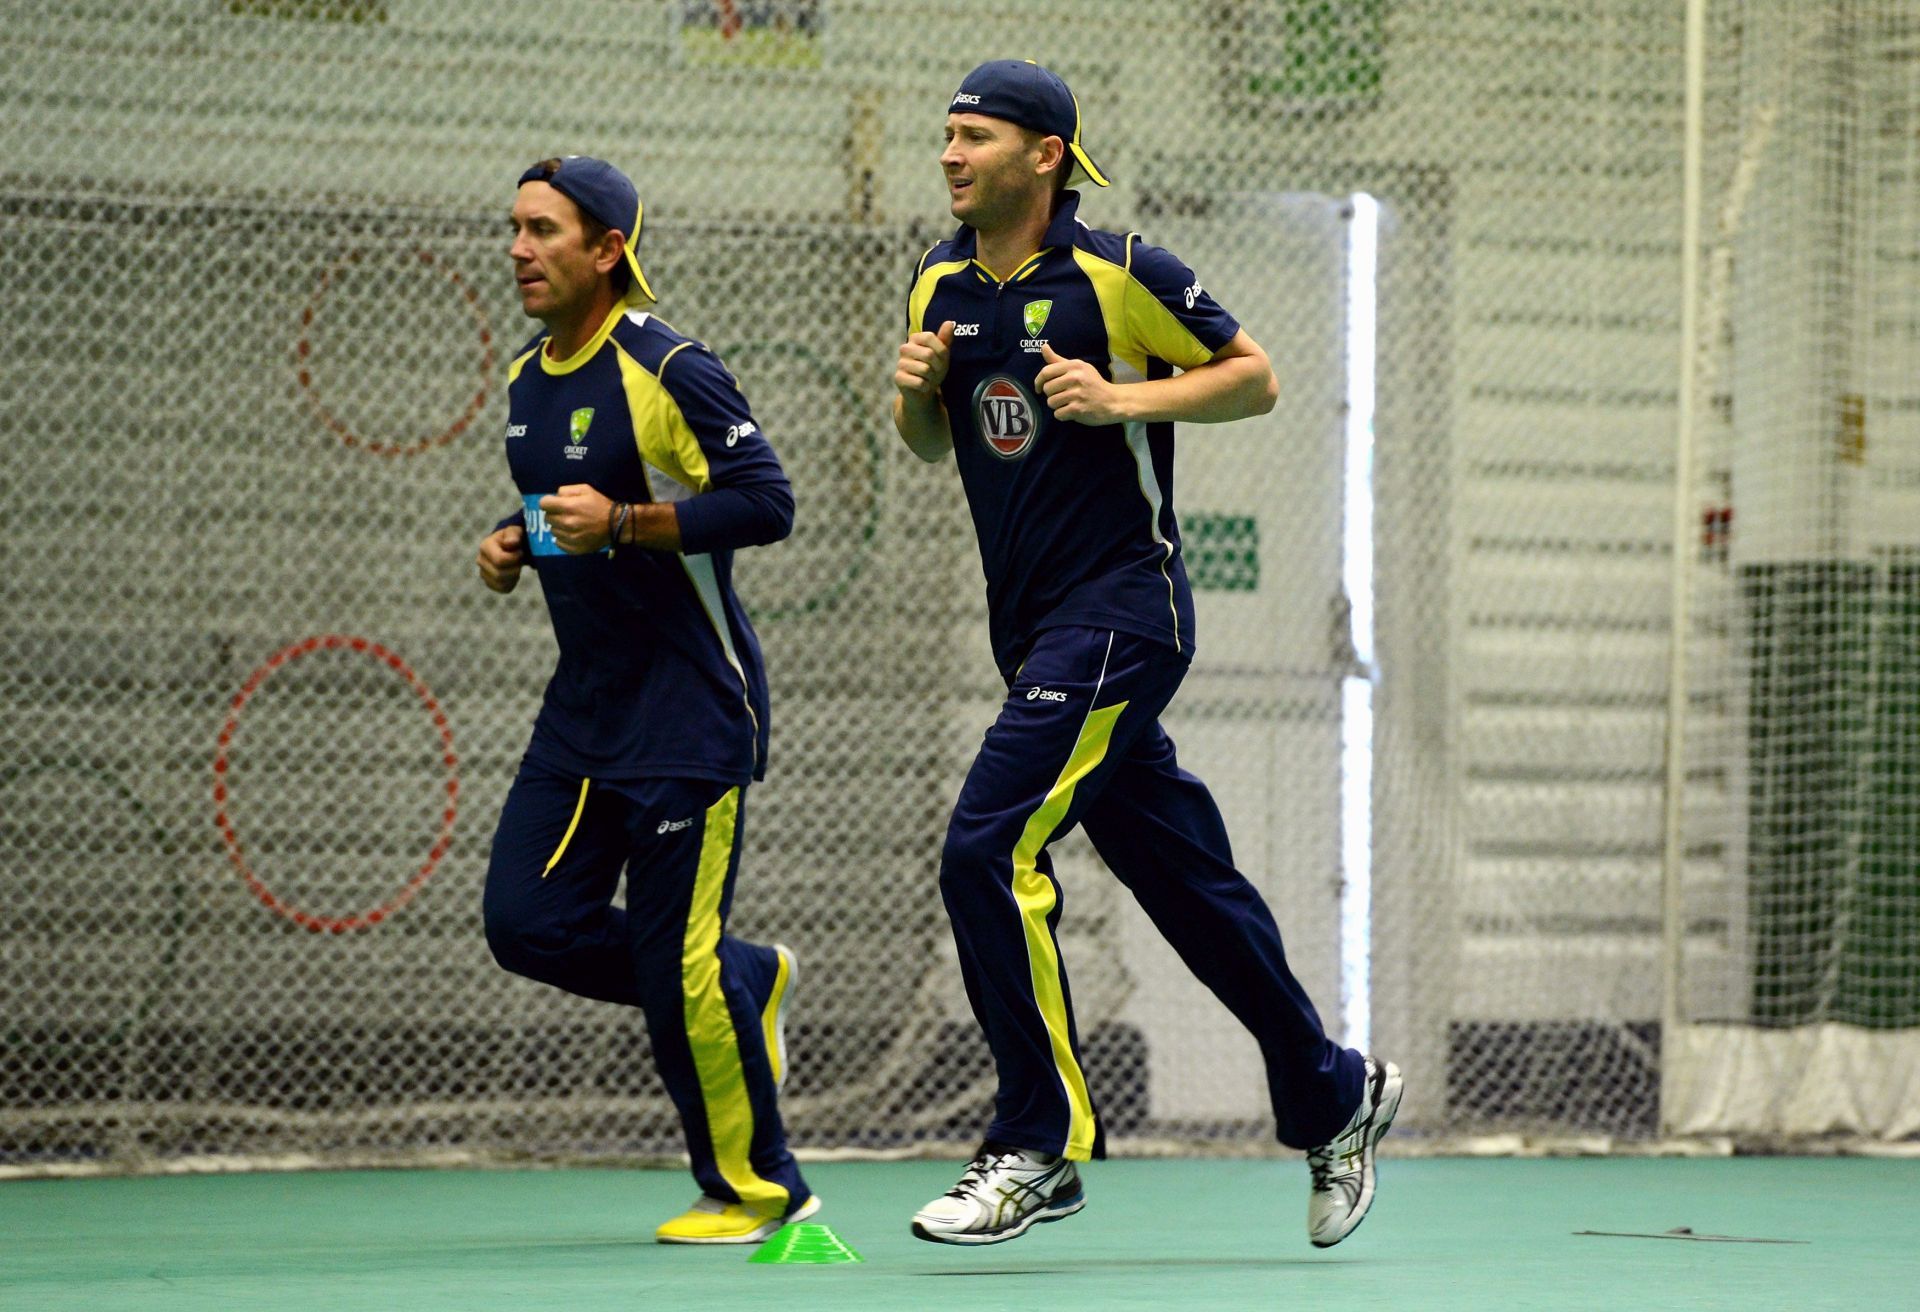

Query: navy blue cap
<box><xmin>516</xmin><ymin>155</ymin><xmax>657</xmax><ymax>304</ymax></box>
<box><xmin>949</xmin><ymin>60</ymin><xmax>1110</xmax><ymax>189</ymax></box>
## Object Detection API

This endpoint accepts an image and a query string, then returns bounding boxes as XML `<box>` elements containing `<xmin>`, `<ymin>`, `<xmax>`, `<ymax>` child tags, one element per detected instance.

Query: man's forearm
<box><xmin>893</xmin><ymin>392</ymin><xmax>954</xmax><ymax>462</ymax></box>
<box><xmin>616</xmin><ymin>501</ymin><xmax>682</xmax><ymax>552</ymax></box>
<box><xmin>1113</xmin><ymin>352</ymin><xmax>1278</xmax><ymax>426</ymax></box>
<box><xmin>597</xmin><ymin>484</ymin><xmax>795</xmax><ymax>557</ymax></box>
<box><xmin>671</xmin><ymin>480</ymin><xmax>795</xmax><ymax>554</ymax></box>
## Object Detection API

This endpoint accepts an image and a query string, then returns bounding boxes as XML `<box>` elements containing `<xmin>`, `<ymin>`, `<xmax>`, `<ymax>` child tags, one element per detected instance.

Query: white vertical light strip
<box><xmin>1658</xmin><ymin>0</ymin><xmax>1709</xmax><ymax>1123</ymax></box>
<box><xmin>1341</xmin><ymin>193</ymin><xmax>1380</xmax><ymax>1053</ymax></box>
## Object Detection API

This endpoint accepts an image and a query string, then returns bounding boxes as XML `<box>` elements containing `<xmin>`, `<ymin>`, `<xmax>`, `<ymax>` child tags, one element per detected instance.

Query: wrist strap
<box><xmin>609</xmin><ymin>502</ymin><xmax>631</xmax><ymax>557</ymax></box>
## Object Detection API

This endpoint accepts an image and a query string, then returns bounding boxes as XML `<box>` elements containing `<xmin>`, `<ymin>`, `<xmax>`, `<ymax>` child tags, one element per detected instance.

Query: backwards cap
<box><xmin>516</xmin><ymin>155</ymin><xmax>657</xmax><ymax>304</ymax></box>
<box><xmin>948</xmin><ymin>59</ymin><xmax>1110</xmax><ymax>189</ymax></box>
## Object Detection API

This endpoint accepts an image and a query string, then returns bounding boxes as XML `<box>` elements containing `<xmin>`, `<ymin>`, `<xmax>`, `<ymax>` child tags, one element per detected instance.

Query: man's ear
<box><xmin>1036</xmin><ymin>134</ymin><xmax>1067</xmax><ymax>182</ymax></box>
<box><xmin>596</xmin><ymin>230</ymin><xmax>628</xmax><ymax>277</ymax></box>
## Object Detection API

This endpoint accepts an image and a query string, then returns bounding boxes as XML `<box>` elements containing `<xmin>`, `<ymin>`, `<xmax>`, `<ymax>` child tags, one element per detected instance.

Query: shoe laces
<box><xmin>1306</xmin><ymin>1145</ymin><xmax>1337</xmax><ymax>1191</ymax></box>
<box><xmin>1309</xmin><ymin>1114</ymin><xmax>1373</xmax><ymax>1197</ymax></box>
<box><xmin>944</xmin><ymin>1147</ymin><xmax>1021</xmax><ymax>1201</ymax></box>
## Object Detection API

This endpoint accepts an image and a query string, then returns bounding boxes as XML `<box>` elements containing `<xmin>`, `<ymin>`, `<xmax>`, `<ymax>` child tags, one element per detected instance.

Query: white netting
<box><xmin>2</xmin><ymin>1</ymin><xmax>1914</xmax><ymax>1172</ymax></box>
<box><xmin>1665</xmin><ymin>0</ymin><xmax>1920</xmax><ymax>1139</ymax></box>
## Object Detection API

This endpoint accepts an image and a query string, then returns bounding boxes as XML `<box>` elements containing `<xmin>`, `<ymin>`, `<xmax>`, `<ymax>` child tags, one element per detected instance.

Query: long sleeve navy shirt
<box><xmin>498</xmin><ymin>305</ymin><xmax>793</xmax><ymax>783</ymax></box>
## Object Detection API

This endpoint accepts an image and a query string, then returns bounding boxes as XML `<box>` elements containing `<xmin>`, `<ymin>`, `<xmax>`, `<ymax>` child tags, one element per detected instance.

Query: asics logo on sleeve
<box><xmin>1026</xmin><ymin>688</ymin><xmax>1068</xmax><ymax>703</ymax></box>
<box><xmin>656</xmin><ymin>817</ymin><xmax>694</xmax><ymax>834</ymax></box>
<box><xmin>1184</xmin><ymin>281</ymin><xmax>1204</xmax><ymax>309</ymax></box>
<box><xmin>725</xmin><ymin>420</ymin><xmax>758</xmax><ymax>447</ymax></box>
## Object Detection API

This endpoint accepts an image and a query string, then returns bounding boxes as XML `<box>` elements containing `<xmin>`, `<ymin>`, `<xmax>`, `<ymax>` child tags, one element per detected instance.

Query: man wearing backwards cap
<box><xmin>477</xmin><ymin>155</ymin><xmax>817</xmax><ymax>1244</ymax></box>
<box><xmin>894</xmin><ymin>62</ymin><xmax>1402</xmax><ymax>1247</ymax></box>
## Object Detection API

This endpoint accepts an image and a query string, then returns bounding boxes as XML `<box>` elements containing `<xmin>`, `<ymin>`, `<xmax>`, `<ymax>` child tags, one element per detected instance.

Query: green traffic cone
<box><xmin>748</xmin><ymin>1222</ymin><xmax>864</xmax><ymax>1264</ymax></box>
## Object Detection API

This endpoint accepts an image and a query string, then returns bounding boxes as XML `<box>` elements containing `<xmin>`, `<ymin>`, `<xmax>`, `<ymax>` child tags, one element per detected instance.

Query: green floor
<box><xmin>3</xmin><ymin>1158</ymin><xmax>1914</xmax><ymax>1311</ymax></box>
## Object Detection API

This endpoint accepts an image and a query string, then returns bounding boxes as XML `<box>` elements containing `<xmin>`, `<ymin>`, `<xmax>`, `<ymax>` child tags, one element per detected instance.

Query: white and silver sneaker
<box><xmin>1306</xmin><ymin>1056</ymin><xmax>1403</xmax><ymax>1248</ymax></box>
<box><xmin>911</xmin><ymin>1145</ymin><xmax>1085</xmax><ymax>1245</ymax></box>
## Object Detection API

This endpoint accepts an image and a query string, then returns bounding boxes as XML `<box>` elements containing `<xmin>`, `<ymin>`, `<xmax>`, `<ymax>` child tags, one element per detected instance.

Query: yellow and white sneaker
<box><xmin>656</xmin><ymin>1193</ymin><xmax>822</xmax><ymax>1245</ymax></box>
<box><xmin>764</xmin><ymin>943</ymin><xmax>798</xmax><ymax>1092</ymax></box>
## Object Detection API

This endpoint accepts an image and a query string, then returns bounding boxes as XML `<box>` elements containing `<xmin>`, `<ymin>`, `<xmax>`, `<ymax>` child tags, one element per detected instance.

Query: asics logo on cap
<box><xmin>953</xmin><ymin>92</ymin><xmax>982</xmax><ymax>105</ymax></box>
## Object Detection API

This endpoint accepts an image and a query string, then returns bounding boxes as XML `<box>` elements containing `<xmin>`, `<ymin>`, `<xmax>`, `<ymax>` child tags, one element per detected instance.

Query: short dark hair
<box><xmin>527</xmin><ymin>157</ymin><xmax>632</xmax><ymax>297</ymax></box>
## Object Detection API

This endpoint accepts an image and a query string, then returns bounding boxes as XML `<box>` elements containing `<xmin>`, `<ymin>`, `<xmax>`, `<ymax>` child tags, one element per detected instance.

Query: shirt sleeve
<box><xmin>1122</xmin><ymin>238</ymin><xmax>1242</xmax><ymax>369</ymax></box>
<box><xmin>490</xmin><ymin>506</ymin><xmax>533</xmax><ymax>568</ymax></box>
<box><xmin>903</xmin><ymin>243</ymin><xmax>936</xmax><ymax>336</ymax></box>
<box><xmin>656</xmin><ymin>345</ymin><xmax>795</xmax><ymax>555</ymax></box>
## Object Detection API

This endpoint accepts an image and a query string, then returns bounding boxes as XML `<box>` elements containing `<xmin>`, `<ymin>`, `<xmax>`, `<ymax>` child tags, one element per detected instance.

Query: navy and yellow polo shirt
<box><xmin>904</xmin><ymin>190</ymin><xmax>1240</xmax><ymax>679</ymax></box>
<box><xmin>499</xmin><ymin>305</ymin><xmax>793</xmax><ymax>783</ymax></box>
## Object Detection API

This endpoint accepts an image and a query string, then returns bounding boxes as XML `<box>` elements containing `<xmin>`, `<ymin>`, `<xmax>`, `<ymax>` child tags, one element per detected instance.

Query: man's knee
<box><xmin>483</xmin><ymin>896</ymin><xmax>566</xmax><ymax>985</ymax></box>
<box><xmin>940</xmin><ymin>817</ymin><xmax>1016</xmax><ymax>906</ymax></box>
<box><xmin>632</xmin><ymin>937</ymin><xmax>687</xmax><ymax>999</ymax></box>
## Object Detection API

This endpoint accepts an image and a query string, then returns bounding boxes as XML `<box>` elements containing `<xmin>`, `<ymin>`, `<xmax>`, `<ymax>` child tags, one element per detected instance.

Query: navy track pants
<box><xmin>483</xmin><ymin>762</ymin><xmax>809</xmax><ymax>1215</ymax></box>
<box><xmin>939</xmin><ymin>626</ymin><xmax>1366</xmax><ymax>1160</ymax></box>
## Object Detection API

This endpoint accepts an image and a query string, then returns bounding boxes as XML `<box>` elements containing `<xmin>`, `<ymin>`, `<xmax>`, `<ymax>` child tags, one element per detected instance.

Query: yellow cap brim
<box><xmin>1068</xmin><ymin>142</ymin><xmax>1110</xmax><ymax>188</ymax></box>
<box><xmin>620</xmin><ymin>196</ymin><xmax>657</xmax><ymax>304</ymax></box>
<box><xmin>622</xmin><ymin>246</ymin><xmax>657</xmax><ymax>304</ymax></box>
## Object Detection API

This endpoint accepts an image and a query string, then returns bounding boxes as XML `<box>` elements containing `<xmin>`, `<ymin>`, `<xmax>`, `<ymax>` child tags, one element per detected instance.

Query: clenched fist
<box><xmin>895</xmin><ymin>320</ymin><xmax>956</xmax><ymax>401</ymax></box>
<box><xmin>478</xmin><ymin>525</ymin><xmax>527</xmax><ymax>593</ymax></box>
<box><xmin>1035</xmin><ymin>341</ymin><xmax>1126</xmax><ymax>425</ymax></box>
<box><xmin>538</xmin><ymin>484</ymin><xmax>615</xmax><ymax>555</ymax></box>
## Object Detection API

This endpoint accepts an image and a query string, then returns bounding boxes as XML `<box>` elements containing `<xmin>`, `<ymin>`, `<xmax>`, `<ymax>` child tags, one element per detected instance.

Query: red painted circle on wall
<box><xmin>213</xmin><ymin>635</ymin><xmax>458</xmax><ymax>933</ymax></box>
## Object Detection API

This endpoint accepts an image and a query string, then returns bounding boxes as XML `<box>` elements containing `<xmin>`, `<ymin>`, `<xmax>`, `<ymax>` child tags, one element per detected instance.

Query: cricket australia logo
<box><xmin>565</xmin><ymin>407</ymin><xmax>593</xmax><ymax>459</ymax></box>
<box><xmin>1022</xmin><ymin>299</ymin><xmax>1052</xmax><ymax>339</ymax></box>
<box><xmin>972</xmin><ymin>374</ymin><xmax>1042</xmax><ymax>461</ymax></box>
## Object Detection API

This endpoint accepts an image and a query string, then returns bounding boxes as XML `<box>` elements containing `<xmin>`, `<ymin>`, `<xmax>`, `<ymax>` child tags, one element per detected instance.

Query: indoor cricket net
<box><xmin>2</xmin><ymin>0</ymin><xmax>1915</xmax><ymax>1172</ymax></box>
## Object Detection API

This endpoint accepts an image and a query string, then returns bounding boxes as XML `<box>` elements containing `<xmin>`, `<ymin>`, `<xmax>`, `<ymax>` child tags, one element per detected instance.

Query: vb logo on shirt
<box><xmin>972</xmin><ymin>374</ymin><xmax>1042</xmax><ymax>461</ymax></box>
<box><xmin>565</xmin><ymin>407</ymin><xmax>593</xmax><ymax>460</ymax></box>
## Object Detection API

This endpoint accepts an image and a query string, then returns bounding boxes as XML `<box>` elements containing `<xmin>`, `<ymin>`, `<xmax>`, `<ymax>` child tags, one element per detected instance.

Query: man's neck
<box><xmin>973</xmin><ymin>199</ymin><xmax>1054</xmax><ymax>283</ymax></box>
<box><xmin>544</xmin><ymin>288</ymin><xmax>620</xmax><ymax>360</ymax></box>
